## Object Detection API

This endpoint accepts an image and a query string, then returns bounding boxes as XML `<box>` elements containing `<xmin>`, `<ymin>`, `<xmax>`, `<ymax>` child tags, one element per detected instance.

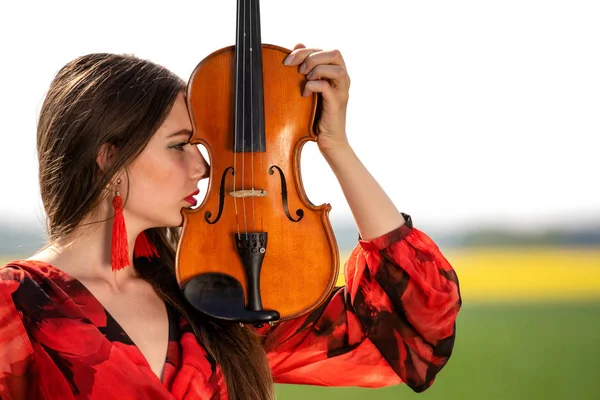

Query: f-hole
<box><xmin>268</xmin><ymin>165</ymin><xmax>304</xmax><ymax>222</ymax></box>
<box><xmin>205</xmin><ymin>166</ymin><xmax>234</xmax><ymax>224</ymax></box>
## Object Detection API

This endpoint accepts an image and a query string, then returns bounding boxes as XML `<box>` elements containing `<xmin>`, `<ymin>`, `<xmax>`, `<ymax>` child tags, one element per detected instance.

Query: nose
<box><xmin>190</xmin><ymin>144</ymin><xmax>209</xmax><ymax>181</ymax></box>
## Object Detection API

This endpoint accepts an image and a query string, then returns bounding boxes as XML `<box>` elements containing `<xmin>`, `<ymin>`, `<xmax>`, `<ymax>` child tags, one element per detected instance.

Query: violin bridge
<box><xmin>229</xmin><ymin>189</ymin><xmax>268</xmax><ymax>198</ymax></box>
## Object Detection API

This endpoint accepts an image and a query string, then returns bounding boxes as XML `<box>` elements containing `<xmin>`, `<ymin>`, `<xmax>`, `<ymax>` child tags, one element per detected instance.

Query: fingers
<box><xmin>302</xmin><ymin>79</ymin><xmax>332</xmax><ymax>98</ymax></box>
<box><xmin>306</xmin><ymin>64</ymin><xmax>350</xmax><ymax>91</ymax></box>
<box><xmin>284</xmin><ymin>47</ymin><xmax>320</xmax><ymax>66</ymax></box>
<box><xmin>292</xmin><ymin>43</ymin><xmax>306</xmax><ymax>51</ymax></box>
<box><xmin>284</xmin><ymin>44</ymin><xmax>350</xmax><ymax>105</ymax></box>
<box><xmin>302</xmin><ymin>77</ymin><xmax>349</xmax><ymax>104</ymax></box>
<box><xmin>284</xmin><ymin>48</ymin><xmax>346</xmax><ymax>72</ymax></box>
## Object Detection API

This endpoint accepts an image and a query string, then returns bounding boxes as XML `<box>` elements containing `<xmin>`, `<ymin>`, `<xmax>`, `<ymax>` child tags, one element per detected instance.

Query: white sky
<box><xmin>0</xmin><ymin>0</ymin><xmax>598</xmax><ymax>233</ymax></box>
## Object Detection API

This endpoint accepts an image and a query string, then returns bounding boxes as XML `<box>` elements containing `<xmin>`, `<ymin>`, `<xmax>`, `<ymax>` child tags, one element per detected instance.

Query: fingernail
<box><xmin>299</xmin><ymin>63</ymin><xmax>307</xmax><ymax>74</ymax></box>
<box><xmin>284</xmin><ymin>54</ymin><xmax>294</xmax><ymax>65</ymax></box>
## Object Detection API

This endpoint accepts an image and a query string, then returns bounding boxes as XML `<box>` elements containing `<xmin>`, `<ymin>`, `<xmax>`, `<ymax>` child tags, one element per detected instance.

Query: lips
<box><xmin>187</xmin><ymin>189</ymin><xmax>200</xmax><ymax>198</ymax></box>
<box><xmin>185</xmin><ymin>189</ymin><xmax>200</xmax><ymax>206</ymax></box>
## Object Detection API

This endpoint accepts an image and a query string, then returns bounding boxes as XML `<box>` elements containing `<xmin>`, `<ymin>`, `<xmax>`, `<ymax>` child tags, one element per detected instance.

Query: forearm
<box><xmin>321</xmin><ymin>144</ymin><xmax>406</xmax><ymax>240</ymax></box>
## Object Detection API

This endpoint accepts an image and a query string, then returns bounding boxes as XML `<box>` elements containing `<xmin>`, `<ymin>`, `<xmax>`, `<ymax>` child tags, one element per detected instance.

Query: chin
<box><xmin>166</xmin><ymin>219</ymin><xmax>184</xmax><ymax>228</ymax></box>
<box><xmin>155</xmin><ymin>214</ymin><xmax>184</xmax><ymax>229</ymax></box>
<box><xmin>174</xmin><ymin>213</ymin><xmax>185</xmax><ymax>228</ymax></box>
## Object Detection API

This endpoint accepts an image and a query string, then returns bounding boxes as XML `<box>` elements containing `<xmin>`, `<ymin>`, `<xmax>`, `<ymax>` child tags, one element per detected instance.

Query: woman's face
<box><xmin>125</xmin><ymin>92</ymin><xmax>208</xmax><ymax>229</ymax></box>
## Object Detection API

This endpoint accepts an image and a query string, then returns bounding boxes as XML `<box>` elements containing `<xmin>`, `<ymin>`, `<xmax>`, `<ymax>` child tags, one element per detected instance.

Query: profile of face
<box><xmin>121</xmin><ymin>92</ymin><xmax>209</xmax><ymax>229</ymax></box>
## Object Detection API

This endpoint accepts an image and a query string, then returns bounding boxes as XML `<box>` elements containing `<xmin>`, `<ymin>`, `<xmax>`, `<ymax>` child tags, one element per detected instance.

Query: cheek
<box><xmin>129</xmin><ymin>152</ymin><xmax>186</xmax><ymax>204</ymax></box>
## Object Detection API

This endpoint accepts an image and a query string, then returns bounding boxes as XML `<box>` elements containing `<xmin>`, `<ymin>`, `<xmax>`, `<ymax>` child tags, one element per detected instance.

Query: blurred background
<box><xmin>1</xmin><ymin>1</ymin><xmax>598</xmax><ymax>399</ymax></box>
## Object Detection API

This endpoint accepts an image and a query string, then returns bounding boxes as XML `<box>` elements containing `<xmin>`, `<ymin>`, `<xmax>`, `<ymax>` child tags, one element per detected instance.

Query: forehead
<box><xmin>157</xmin><ymin>93</ymin><xmax>192</xmax><ymax>137</ymax></box>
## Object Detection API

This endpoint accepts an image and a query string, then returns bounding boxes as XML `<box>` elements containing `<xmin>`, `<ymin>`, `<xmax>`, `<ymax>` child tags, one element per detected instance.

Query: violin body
<box><xmin>176</xmin><ymin>43</ymin><xmax>339</xmax><ymax>323</ymax></box>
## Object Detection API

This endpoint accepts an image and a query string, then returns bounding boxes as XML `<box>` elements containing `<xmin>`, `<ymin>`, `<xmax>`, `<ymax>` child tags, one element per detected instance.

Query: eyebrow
<box><xmin>167</xmin><ymin>129</ymin><xmax>193</xmax><ymax>138</ymax></box>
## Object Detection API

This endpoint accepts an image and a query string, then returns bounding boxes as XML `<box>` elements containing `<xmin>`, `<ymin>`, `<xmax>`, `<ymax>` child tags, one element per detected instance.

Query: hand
<box><xmin>284</xmin><ymin>43</ymin><xmax>351</xmax><ymax>154</ymax></box>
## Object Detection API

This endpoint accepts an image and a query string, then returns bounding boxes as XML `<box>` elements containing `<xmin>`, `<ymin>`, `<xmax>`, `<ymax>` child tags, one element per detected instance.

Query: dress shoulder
<box><xmin>0</xmin><ymin>261</ymin><xmax>29</xmax><ymax>293</ymax></box>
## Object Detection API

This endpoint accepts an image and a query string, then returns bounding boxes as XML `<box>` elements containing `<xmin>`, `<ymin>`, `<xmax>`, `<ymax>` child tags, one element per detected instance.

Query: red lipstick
<box><xmin>185</xmin><ymin>189</ymin><xmax>200</xmax><ymax>206</ymax></box>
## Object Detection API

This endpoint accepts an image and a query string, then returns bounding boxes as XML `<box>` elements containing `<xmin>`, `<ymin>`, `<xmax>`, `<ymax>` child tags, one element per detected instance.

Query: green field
<box><xmin>275</xmin><ymin>301</ymin><xmax>600</xmax><ymax>400</ymax></box>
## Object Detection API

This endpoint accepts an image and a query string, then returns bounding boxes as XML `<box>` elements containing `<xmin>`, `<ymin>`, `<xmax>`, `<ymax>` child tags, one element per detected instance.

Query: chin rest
<box><xmin>182</xmin><ymin>272</ymin><xmax>280</xmax><ymax>324</ymax></box>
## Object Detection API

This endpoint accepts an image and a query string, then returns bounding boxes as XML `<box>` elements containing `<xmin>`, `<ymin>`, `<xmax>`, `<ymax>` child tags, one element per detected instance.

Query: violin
<box><xmin>175</xmin><ymin>0</ymin><xmax>339</xmax><ymax>325</ymax></box>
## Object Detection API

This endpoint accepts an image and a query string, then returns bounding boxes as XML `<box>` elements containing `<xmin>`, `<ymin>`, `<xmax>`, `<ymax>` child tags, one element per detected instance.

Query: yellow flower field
<box><xmin>336</xmin><ymin>247</ymin><xmax>600</xmax><ymax>302</ymax></box>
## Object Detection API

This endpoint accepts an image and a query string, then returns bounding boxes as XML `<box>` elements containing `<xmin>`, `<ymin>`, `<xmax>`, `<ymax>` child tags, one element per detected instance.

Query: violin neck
<box><xmin>234</xmin><ymin>0</ymin><xmax>266</xmax><ymax>153</ymax></box>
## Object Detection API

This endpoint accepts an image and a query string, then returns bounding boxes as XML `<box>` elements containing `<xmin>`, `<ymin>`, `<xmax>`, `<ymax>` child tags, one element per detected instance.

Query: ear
<box><xmin>96</xmin><ymin>142</ymin><xmax>117</xmax><ymax>173</ymax></box>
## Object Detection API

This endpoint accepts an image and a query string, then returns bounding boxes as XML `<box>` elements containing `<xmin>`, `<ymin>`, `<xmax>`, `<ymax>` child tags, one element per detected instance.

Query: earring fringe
<box><xmin>111</xmin><ymin>192</ymin><xmax>129</xmax><ymax>271</ymax></box>
<box><xmin>134</xmin><ymin>231</ymin><xmax>159</xmax><ymax>259</ymax></box>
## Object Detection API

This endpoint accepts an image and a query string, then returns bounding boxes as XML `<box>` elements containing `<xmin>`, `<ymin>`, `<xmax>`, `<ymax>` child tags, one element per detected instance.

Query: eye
<box><xmin>172</xmin><ymin>141</ymin><xmax>189</xmax><ymax>151</ymax></box>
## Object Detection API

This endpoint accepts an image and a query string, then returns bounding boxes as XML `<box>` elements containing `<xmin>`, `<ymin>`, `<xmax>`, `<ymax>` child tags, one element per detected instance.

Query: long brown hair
<box><xmin>37</xmin><ymin>53</ymin><xmax>274</xmax><ymax>400</ymax></box>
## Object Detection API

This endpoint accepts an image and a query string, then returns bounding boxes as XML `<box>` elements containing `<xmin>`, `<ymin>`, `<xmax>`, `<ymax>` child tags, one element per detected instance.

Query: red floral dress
<box><xmin>0</xmin><ymin>214</ymin><xmax>461</xmax><ymax>399</ymax></box>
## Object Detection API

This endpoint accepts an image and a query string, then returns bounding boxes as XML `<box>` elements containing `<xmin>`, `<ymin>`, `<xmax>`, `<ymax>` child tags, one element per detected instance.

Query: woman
<box><xmin>0</xmin><ymin>44</ymin><xmax>462</xmax><ymax>400</ymax></box>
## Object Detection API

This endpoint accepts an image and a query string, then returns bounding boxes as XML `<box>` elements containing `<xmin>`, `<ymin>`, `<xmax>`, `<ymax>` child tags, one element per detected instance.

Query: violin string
<box><xmin>233</xmin><ymin>0</ymin><xmax>241</xmax><ymax>237</ymax></box>
<box><xmin>256</xmin><ymin>0</ymin><xmax>265</xmax><ymax>234</ymax></box>
<box><xmin>241</xmin><ymin>0</ymin><xmax>248</xmax><ymax>235</ymax></box>
<box><xmin>250</xmin><ymin>0</ymin><xmax>256</xmax><ymax>232</ymax></box>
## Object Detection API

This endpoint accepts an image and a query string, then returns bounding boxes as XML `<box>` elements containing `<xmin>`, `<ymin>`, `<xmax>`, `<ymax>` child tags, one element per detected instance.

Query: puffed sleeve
<box><xmin>260</xmin><ymin>213</ymin><xmax>462</xmax><ymax>392</ymax></box>
<box><xmin>0</xmin><ymin>266</ymin><xmax>40</xmax><ymax>400</ymax></box>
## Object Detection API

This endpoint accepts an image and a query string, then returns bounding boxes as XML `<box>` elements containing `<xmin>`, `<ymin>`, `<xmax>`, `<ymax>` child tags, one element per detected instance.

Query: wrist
<box><xmin>319</xmin><ymin>141</ymin><xmax>355</xmax><ymax>163</ymax></box>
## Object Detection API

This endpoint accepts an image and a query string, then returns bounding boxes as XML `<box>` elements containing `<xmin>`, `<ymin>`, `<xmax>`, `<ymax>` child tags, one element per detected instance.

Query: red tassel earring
<box><xmin>134</xmin><ymin>231</ymin><xmax>159</xmax><ymax>259</ymax></box>
<box><xmin>111</xmin><ymin>178</ymin><xmax>129</xmax><ymax>271</ymax></box>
